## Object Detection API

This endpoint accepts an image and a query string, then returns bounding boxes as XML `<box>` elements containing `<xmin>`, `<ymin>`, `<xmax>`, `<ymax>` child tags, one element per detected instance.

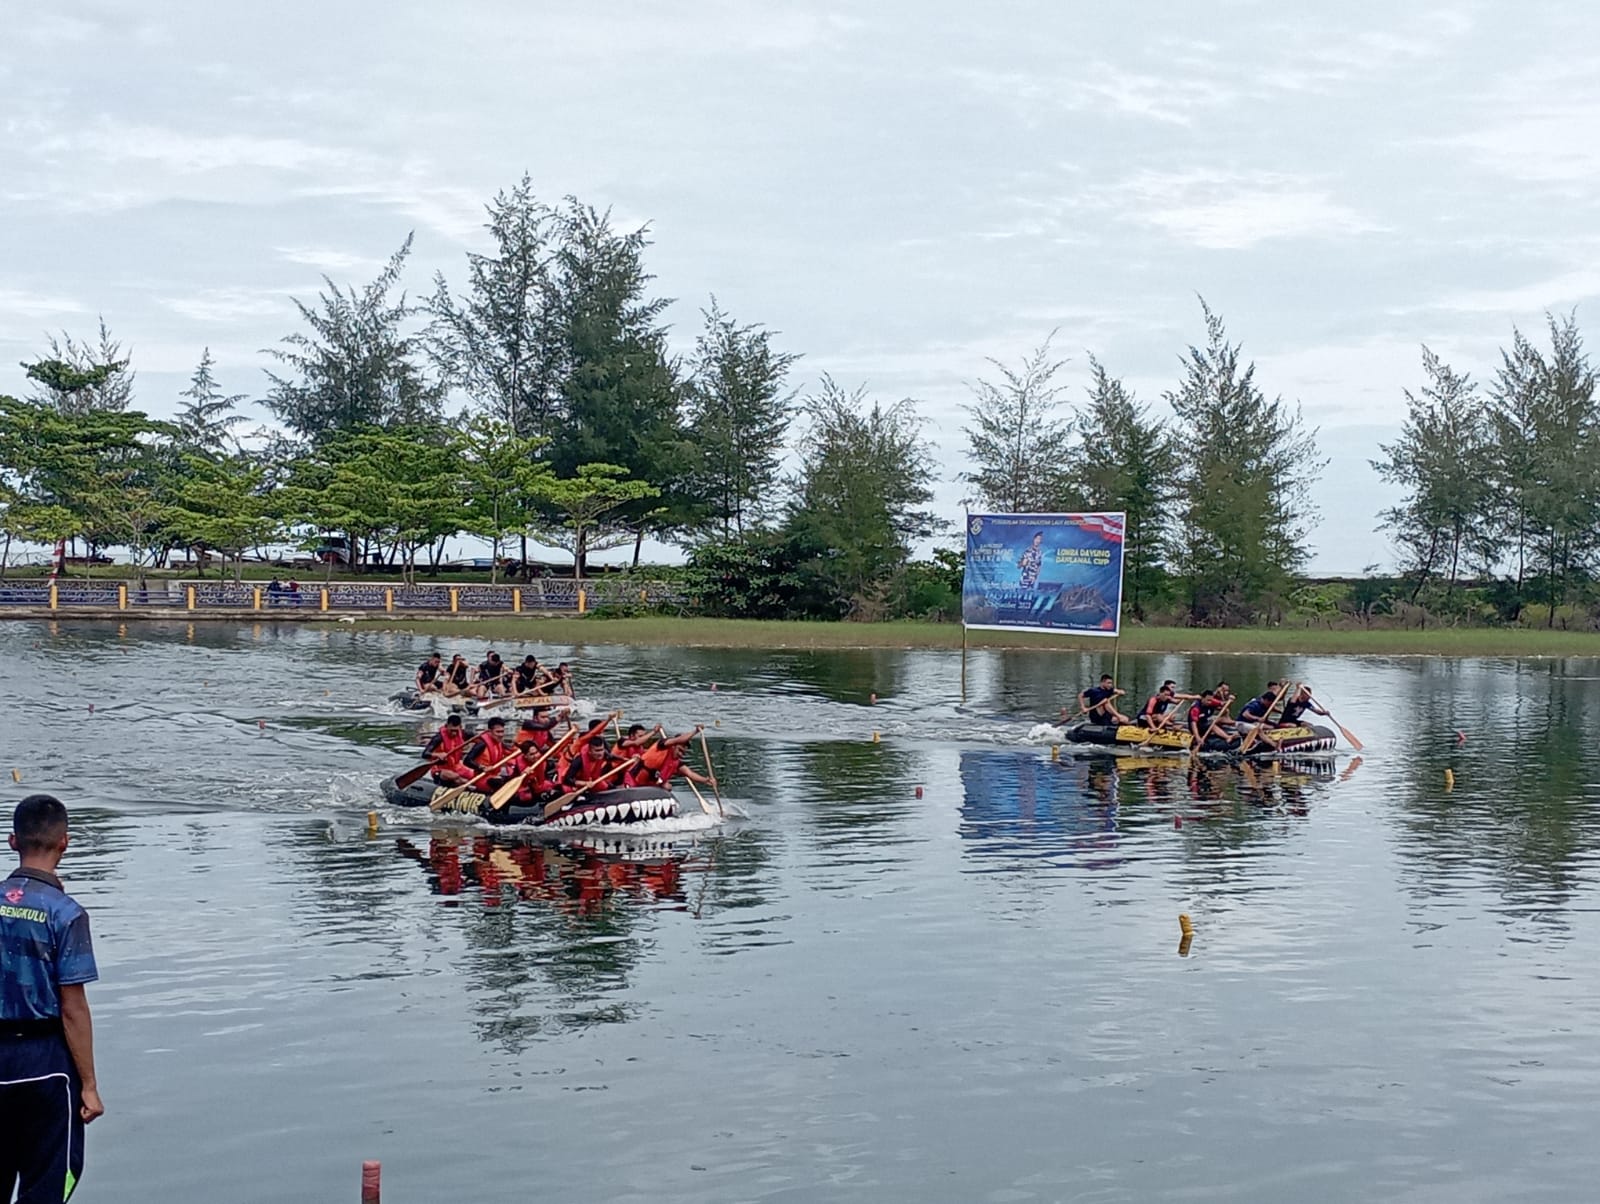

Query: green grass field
<box><xmin>326</xmin><ymin>614</ymin><xmax>1600</xmax><ymax>656</ymax></box>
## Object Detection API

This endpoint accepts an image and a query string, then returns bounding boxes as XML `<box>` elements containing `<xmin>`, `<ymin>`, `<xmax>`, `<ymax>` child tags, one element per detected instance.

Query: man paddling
<box><xmin>421</xmin><ymin>714</ymin><xmax>474</xmax><ymax>785</ymax></box>
<box><xmin>512</xmin><ymin>655</ymin><xmax>542</xmax><ymax>695</ymax></box>
<box><xmin>1277</xmin><ymin>685</ymin><xmax>1330</xmax><ymax>728</ymax></box>
<box><xmin>1237</xmin><ymin>682</ymin><xmax>1283</xmax><ymax>726</ymax></box>
<box><xmin>1188</xmin><ymin>684</ymin><xmax>1240</xmax><ymax>752</ymax></box>
<box><xmin>415</xmin><ymin>652</ymin><xmax>444</xmax><ymax>695</ymax></box>
<box><xmin>1138</xmin><ymin>681</ymin><xmax>1196</xmax><ymax>729</ymax></box>
<box><xmin>476</xmin><ymin>651</ymin><xmax>509</xmax><ymax>697</ymax></box>
<box><xmin>465</xmin><ymin>718</ymin><xmax>518</xmax><ymax>793</ymax></box>
<box><xmin>631</xmin><ymin>726</ymin><xmax>715</xmax><ymax>790</ymax></box>
<box><xmin>1074</xmin><ymin>674</ymin><xmax>1130</xmax><ymax>726</ymax></box>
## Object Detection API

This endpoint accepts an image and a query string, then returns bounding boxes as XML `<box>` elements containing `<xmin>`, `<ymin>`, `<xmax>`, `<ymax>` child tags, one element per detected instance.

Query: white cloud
<box><xmin>1109</xmin><ymin>170</ymin><xmax>1383</xmax><ymax>249</ymax></box>
<box><xmin>0</xmin><ymin>288</ymin><xmax>88</xmax><ymax>320</ymax></box>
<box><xmin>46</xmin><ymin>120</ymin><xmax>354</xmax><ymax>174</ymax></box>
<box><xmin>275</xmin><ymin>246</ymin><xmax>389</xmax><ymax>274</ymax></box>
<box><xmin>956</xmin><ymin>62</ymin><xmax>1235</xmax><ymax>126</ymax></box>
<box><xmin>160</xmin><ymin>288</ymin><xmax>296</xmax><ymax>324</ymax></box>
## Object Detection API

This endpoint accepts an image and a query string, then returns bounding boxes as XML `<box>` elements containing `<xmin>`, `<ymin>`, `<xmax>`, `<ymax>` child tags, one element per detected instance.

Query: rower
<box><xmin>510</xmin><ymin>720</ymin><xmax>559</xmax><ymax>801</ymax></box>
<box><xmin>562</xmin><ymin>727</ymin><xmax>616</xmax><ymax>789</ymax></box>
<box><xmin>465</xmin><ymin>717</ymin><xmax>517</xmax><ymax>791</ymax></box>
<box><xmin>1277</xmin><ymin>685</ymin><xmax>1329</xmax><ymax>728</ymax></box>
<box><xmin>416</xmin><ymin>652</ymin><xmax>444</xmax><ymax>695</ymax></box>
<box><xmin>422</xmin><ymin>713</ymin><xmax>473</xmax><ymax>784</ymax></box>
<box><xmin>1188</xmin><ymin>684</ymin><xmax>1240</xmax><ymax>751</ymax></box>
<box><xmin>538</xmin><ymin>661</ymin><xmax>574</xmax><ymax>697</ymax></box>
<box><xmin>513</xmin><ymin>655</ymin><xmax>542</xmax><ymax>695</ymax></box>
<box><xmin>632</xmin><ymin>726</ymin><xmax>714</xmax><ymax>790</ymax></box>
<box><xmin>1237</xmin><ymin>682</ymin><xmax>1282</xmax><ymax>725</ymax></box>
<box><xmin>519</xmin><ymin>704</ymin><xmax>564</xmax><ymax>750</ymax></box>
<box><xmin>441</xmin><ymin>654</ymin><xmax>474</xmax><ymax>699</ymax></box>
<box><xmin>1075</xmin><ymin>674</ymin><xmax>1130</xmax><ymax>725</ymax></box>
<box><xmin>1138</xmin><ymin>680</ymin><xmax>1196</xmax><ymax>729</ymax></box>
<box><xmin>477</xmin><ymin>650</ymin><xmax>509</xmax><ymax>697</ymax></box>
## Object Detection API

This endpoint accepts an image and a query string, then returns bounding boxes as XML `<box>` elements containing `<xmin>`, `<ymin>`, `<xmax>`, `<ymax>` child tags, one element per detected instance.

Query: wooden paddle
<box><xmin>1309</xmin><ymin>693</ymin><xmax>1363</xmax><ymax>751</ymax></box>
<box><xmin>429</xmin><ymin>746</ymin><xmax>523</xmax><ymax>812</ymax></box>
<box><xmin>1191</xmin><ymin>698</ymin><xmax>1234</xmax><ymax>759</ymax></box>
<box><xmin>486</xmin><ymin>729</ymin><xmax>577</xmax><ymax>811</ymax></box>
<box><xmin>685</xmin><ymin>777</ymin><xmax>718</xmax><ymax>817</ymax></box>
<box><xmin>698</xmin><ymin>730</ymin><xmax>725</xmax><ymax>817</ymax></box>
<box><xmin>541</xmin><ymin>756</ymin><xmax>641</xmax><ymax>820</ymax></box>
<box><xmin>1240</xmin><ymin>681</ymin><xmax>1297</xmax><ymax>755</ymax></box>
<box><xmin>394</xmin><ymin>730</ymin><xmax>485</xmax><ymax>790</ymax></box>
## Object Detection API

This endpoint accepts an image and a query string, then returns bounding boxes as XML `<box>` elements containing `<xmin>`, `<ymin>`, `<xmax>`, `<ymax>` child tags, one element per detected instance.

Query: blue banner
<box><xmin>962</xmin><ymin>512</ymin><xmax>1125</xmax><ymax>636</ymax></box>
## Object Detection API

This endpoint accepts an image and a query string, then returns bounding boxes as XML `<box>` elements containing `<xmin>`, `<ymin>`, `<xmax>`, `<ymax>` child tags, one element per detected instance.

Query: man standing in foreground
<box><xmin>0</xmin><ymin>795</ymin><xmax>102</xmax><ymax>1202</ymax></box>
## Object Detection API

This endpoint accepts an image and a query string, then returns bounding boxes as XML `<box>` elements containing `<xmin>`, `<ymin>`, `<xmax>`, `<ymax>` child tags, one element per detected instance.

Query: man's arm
<box><xmin>59</xmin><ymin>984</ymin><xmax>103</xmax><ymax>1123</ymax></box>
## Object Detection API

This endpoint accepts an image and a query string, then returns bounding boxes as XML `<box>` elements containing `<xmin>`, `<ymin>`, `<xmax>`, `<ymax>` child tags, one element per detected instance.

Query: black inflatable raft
<box><xmin>379</xmin><ymin>775</ymin><xmax>681</xmax><ymax>827</ymax></box>
<box><xmin>1063</xmin><ymin>721</ymin><xmax>1338</xmax><ymax>757</ymax></box>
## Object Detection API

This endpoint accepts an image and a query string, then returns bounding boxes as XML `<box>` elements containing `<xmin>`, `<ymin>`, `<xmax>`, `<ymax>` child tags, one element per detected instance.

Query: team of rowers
<box><xmin>1072</xmin><ymin>675</ymin><xmax>1330</xmax><ymax>752</ymax></box>
<box><xmin>414</xmin><ymin>649</ymin><xmax>571</xmax><ymax>700</ymax></box>
<box><xmin>420</xmin><ymin>708</ymin><xmax>714</xmax><ymax>806</ymax></box>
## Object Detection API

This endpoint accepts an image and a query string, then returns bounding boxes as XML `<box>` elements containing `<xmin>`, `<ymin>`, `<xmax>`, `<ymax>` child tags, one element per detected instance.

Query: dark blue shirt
<box><xmin>0</xmin><ymin>867</ymin><xmax>97</xmax><ymax>1022</ymax></box>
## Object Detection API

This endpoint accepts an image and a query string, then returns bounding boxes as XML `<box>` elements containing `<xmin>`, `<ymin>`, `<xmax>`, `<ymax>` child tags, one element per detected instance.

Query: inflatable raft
<box><xmin>379</xmin><ymin>774</ymin><xmax>681</xmax><ymax>828</ymax></box>
<box><xmin>1063</xmin><ymin>721</ymin><xmax>1338</xmax><ymax>757</ymax></box>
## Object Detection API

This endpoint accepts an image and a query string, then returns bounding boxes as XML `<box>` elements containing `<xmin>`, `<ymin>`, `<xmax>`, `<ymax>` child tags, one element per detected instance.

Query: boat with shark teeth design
<box><xmin>379</xmin><ymin>775</ymin><xmax>682</xmax><ymax>827</ymax></box>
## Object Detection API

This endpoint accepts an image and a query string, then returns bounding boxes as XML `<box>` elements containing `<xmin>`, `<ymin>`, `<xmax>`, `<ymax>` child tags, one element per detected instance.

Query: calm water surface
<box><xmin>6</xmin><ymin>620</ymin><xmax>1600</xmax><ymax>1202</ymax></box>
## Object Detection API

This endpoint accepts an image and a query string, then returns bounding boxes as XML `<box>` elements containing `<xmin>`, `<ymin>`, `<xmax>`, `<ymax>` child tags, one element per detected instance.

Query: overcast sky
<box><xmin>5</xmin><ymin>1</ymin><xmax>1598</xmax><ymax>573</ymax></box>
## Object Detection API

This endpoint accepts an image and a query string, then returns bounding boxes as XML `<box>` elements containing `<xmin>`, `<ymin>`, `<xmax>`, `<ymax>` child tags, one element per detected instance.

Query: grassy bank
<box><xmin>322</xmin><ymin>615</ymin><xmax>1600</xmax><ymax>656</ymax></box>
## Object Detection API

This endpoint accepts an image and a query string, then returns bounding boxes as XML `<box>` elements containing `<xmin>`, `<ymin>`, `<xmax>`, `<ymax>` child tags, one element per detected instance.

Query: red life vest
<box><xmin>430</xmin><ymin>727</ymin><xmax>469</xmax><ymax>778</ymax></box>
<box><xmin>476</xmin><ymin>735</ymin><xmax>514</xmax><ymax>777</ymax></box>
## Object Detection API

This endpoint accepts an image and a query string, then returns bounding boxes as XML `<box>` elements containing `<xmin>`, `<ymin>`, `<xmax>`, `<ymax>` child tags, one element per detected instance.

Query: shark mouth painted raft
<box><xmin>380</xmin><ymin>776</ymin><xmax>682</xmax><ymax>827</ymax></box>
<box><xmin>1061</xmin><ymin>721</ymin><xmax>1339</xmax><ymax>757</ymax></box>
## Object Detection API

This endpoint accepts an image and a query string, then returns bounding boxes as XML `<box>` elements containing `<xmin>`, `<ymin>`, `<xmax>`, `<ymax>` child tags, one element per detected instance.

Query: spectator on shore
<box><xmin>0</xmin><ymin>794</ymin><xmax>102</xmax><ymax>1201</ymax></box>
<box><xmin>267</xmin><ymin>578</ymin><xmax>283</xmax><ymax>607</ymax></box>
<box><xmin>286</xmin><ymin>580</ymin><xmax>301</xmax><ymax>606</ymax></box>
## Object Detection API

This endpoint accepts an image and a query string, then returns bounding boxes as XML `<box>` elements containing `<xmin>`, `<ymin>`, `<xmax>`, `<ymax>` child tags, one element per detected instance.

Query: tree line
<box><xmin>1372</xmin><ymin>314</ymin><xmax>1600</xmax><ymax>627</ymax></box>
<box><xmin>8</xmin><ymin>170</ymin><xmax>1583</xmax><ymax>627</ymax></box>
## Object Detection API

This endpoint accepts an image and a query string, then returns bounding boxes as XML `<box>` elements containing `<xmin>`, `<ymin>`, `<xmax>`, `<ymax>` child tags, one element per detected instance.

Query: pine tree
<box><xmin>961</xmin><ymin>336</ymin><xmax>1074</xmax><ymax>512</ymax></box>
<box><xmin>175</xmin><ymin>349</ymin><xmax>249</xmax><ymax>456</ymax></box>
<box><xmin>264</xmin><ymin>235</ymin><xmax>443</xmax><ymax>441</ymax></box>
<box><xmin>23</xmin><ymin>317</ymin><xmax>135</xmax><ymax>415</ymax></box>
<box><xmin>683</xmin><ymin>298</ymin><xmax>799</xmax><ymax>537</ymax></box>
<box><xmin>1070</xmin><ymin>357</ymin><xmax>1178</xmax><ymax>619</ymax></box>
<box><xmin>1166</xmin><ymin>301</ymin><xmax>1323</xmax><ymax>625</ymax></box>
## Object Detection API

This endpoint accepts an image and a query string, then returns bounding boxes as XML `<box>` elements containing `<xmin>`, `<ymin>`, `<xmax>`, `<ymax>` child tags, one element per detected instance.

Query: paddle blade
<box><xmin>394</xmin><ymin>761</ymin><xmax>434</xmax><ymax>790</ymax></box>
<box><xmin>1337</xmin><ymin>722</ymin><xmax>1364</xmax><ymax>751</ymax></box>
<box><xmin>488</xmin><ymin>772</ymin><xmax>527</xmax><ymax>811</ymax></box>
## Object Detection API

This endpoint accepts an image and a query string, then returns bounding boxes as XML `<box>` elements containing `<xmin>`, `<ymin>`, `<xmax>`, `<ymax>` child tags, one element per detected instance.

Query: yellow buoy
<box><xmin>1178</xmin><ymin>932</ymin><xmax>1194</xmax><ymax>958</ymax></box>
<box><xmin>871</xmin><ymin>731</ymin><xmax>880</xmax><ymax>744</ymax></box>
<box><xmin>366</xmin><ymin>811</ymin><xmax>379</xmax><ymax>834</ymax></box>
<box><xmin>1444</xmin><ymin>768</ymin><xmax>1455</xmax><ymax>790</ymax></box>
<box><xmin>9</xmin><ymin>769</ymin><xmax>18</xmax><ymax>783</ymax></box>
<box><xmin>1178</xmin><ymin>913</ymin><xmax>1194</xmax><ymax>937</ymax></box>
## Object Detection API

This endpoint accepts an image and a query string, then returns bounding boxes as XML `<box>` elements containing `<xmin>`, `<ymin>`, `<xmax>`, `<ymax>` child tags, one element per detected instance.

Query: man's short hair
<box><xmin>1162</xmin><ymin>680</ymin><xmax>1177</xmax><ymax>689</ymax></box>
<box><xmin>1100</xmin><ymin>674</ymin><xmax>1113</xmax><ymax>683</ymax></box>
<box><xmin>13</xmin><ymin>794</ymin><xmax>68</xmax><ymax>854</ymax></box>
<box><xmin>428</xmin><ymin>652</ymin><xmax>442</xmax><ymax>661</ymax></box>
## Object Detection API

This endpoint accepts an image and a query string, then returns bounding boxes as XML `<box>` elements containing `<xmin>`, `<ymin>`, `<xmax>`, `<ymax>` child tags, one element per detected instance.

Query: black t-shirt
<box><xmin>514</xmin><ymin>664</ymin><xmax>540</xmax><ymax>692</ymax></box>
<box><xmin>1280</xmin><ymin>699</ymin><xmax>1309</xmax><ymax>726</ymax></box>
<box><xmin>418</xmin><ymin>661</ymin><xmax>441</xmax><ymax>685</ymax></box>
<box><xmin>1084</xmin><ymin>686</ymin><xmax>1116</xmax><ymax>711</ymax></box>
<box><xmin>448</xmin><ymin>662</ymin><xmax>469</xmax><ymax>688</ymax></box>
<box><xmin>479</xmin><ymin>659</ymin><xmax>502</xmax><ymax>684</ymax></box>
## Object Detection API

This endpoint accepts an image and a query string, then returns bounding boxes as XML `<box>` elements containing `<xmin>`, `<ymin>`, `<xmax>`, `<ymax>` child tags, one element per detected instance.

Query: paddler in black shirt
<box><xmin>477</xmin><ymin>651</ymin><xmax>509</xmax><ymax>697</ymax></box>
<box><xmin>1075</xmin><ymin>674</ymin><xmax>1130</xmax><ymax>725</ymax></box>
<box><xmin>1138</xmin><ymin>681</ymin><xmax>1196</xmax><ymax>729</ymax></box>
<box><xmin>1277</xmin><ymin>685</ymin><xmax>1329</xmax><ymax>728</ymax></box>
<box><xmin>1237</xmin><ymin>682</ymin><xmax>1283</xmax><ymax>725</ymax></box>
<box><xmin>415</xmin><ymin>652</ymin><xmax>444</xmax><ymax>695</ymax></box>
<box><xmin>513</xmin><ymin>655</ymin><xmax>542</xmax><ymax>695</ymax></box>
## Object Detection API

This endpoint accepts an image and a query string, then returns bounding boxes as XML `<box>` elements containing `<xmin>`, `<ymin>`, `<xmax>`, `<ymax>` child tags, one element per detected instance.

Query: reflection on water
<box><xmin>15</xmin><ymin>622</ymin><xmax>1600</xmax><ymax>1200</ymax></box>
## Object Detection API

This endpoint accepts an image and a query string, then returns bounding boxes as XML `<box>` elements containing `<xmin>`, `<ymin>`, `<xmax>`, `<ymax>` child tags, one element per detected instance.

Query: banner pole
<box><xmin>961</xmin><ymin>624</ymin><xmax>968</xmax><ymax>703</ymax></box>
<box><xmin>1112</xmin><ymin>635</ymin><xmax>1120</xmax><ymax>687</ymax></box>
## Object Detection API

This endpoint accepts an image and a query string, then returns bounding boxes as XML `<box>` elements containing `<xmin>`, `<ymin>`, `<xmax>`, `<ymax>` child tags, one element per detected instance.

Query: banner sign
<box><xmin>962</xmin><ymin>512</ymin><xmax>1125</xmax><ymax>636</ymax></box>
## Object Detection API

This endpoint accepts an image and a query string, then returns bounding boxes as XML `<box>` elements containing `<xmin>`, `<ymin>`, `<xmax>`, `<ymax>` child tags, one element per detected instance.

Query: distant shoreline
<box><xmin>320</xmin><ymin>616</ymin><xmax>1600</xmax><ymax>656</ymax></box>
<box><xmin>8</xmin><ymin>612</ymin><xmax>1600</xmax><ymax>656</ymax></box>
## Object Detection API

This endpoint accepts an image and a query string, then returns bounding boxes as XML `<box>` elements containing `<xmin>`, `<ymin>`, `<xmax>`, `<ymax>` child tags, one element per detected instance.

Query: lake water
<box><xmin>6</xmin><ymin>620</ymin><xmax>1600</xmax><ymax>1202</ymax></box>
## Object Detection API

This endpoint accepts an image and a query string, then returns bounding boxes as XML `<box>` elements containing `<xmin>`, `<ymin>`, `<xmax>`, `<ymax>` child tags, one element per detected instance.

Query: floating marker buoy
<box><xmin>10</xmin><ymin>769</ymin><xmax>18</xmax><ymax>783</ymax></box>
<box><xmin>1179</xmin><ymin>931</ymin><xmax>1194</xmax><ymax>958</ymax></box>
<box><xmin>869</xmin><ymin>693</ymin><xmax>877</xmax><ymax>704</ymax></box>
<box><xmin>1050</xmin><ymin>745</ymin><xmax>1060</xmax><ymax>762</ymax></box>
<box><xmin>366</xmin><ymin>811</ymin><xmax>379</xmax><ymax>834</ymax></box>
<box><xmin>1174</xmin><ymin>814</ymin><xmax>1182</xmax><ymax>829</ymax></box>
<box><xmin>1444</xmin><ymin>768</ymin><xmax>1455</xmax><ymax>790</ymax></box>
<box><xmin>914</xmin><ymin>786</ymin><xmax>923</xmax><ymax>799</ymax></box>
<box><xmin>258</xmin><ymin>719</ymin><xmax>266</xmax><ymax>731</ymax></box>
<box><xmin>1179</xmin><ymin>913</ymin><xmax>1194</xmax><ymax>937</ymax></box>
<box><xmin>871</xmin><ymin>731</ymin><xmax>880</xmax><ymax>744</ymax></box>
<box><xmin>713</xmin><ymin>719</ymin><xmax>721</xmax><ymax>728</ymax></box>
